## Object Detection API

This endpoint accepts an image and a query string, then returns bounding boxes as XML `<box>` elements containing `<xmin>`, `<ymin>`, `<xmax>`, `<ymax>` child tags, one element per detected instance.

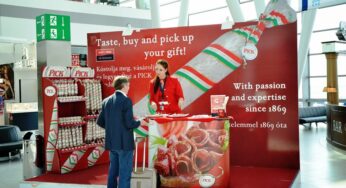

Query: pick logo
<box><xmin>199</xmin><ymin>174</ymin><xmax>215</xmax><ymax>188</ymax></box>
<box><xmin>242</xmin><ymin>43</ymin><xmax>258</xmax><ymax>60</ymax></box>
<box><xmin>45</xmin><ymin>86</ymin><xmax>56</xmax><ymax>97</ymax></box>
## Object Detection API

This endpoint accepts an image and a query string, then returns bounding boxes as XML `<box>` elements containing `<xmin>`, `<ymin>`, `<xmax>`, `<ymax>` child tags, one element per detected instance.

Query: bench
<box><xmin>0</xmin><ymin>125</ymin><xmax>23</xmax><ymax>160</ymax></box>
<box><xmin>299</xmin><ymin>106</ymin><xmax>327</xmax><ymax>127</ymax></box>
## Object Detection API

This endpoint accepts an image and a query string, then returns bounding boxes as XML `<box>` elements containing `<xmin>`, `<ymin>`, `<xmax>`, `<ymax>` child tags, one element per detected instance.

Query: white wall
<box><xmin>70</xmin><ymin>23</ymin><xmax>125</xmax><ymax>46</ymax></box>
<box><xmin>0</xmin><ymin>0</ymin><xmax>152</xmax><ymax>45</ymax></box>
<box><xmin>0</xmin><ymin>16</ymin><xmax>126</xmax><ymax>46</ymax></box>
<box><xmin>0</xmin><ymin>0</ymin><xmax>150</xmax><ymax>20</ymax></box>
<box><xmin>0</xmin><ymin>17</ymin><xmax>35</xmax><ymax>42</ymax></box>
<box><xmin>0</xmin><ymin>0</ymin><xmax>152</xmax><ymax>105</ymax></box>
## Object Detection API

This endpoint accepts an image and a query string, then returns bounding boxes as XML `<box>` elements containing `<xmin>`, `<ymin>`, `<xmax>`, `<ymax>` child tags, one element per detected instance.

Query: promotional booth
<box><xmin>86</xmin><ymin>3</ymin><xmax>299</xmax><ymax>187</ymax></box>
<box><xmin>26</xmin><ymin>1</ymin><xmax>300</xmax><ymax>187</ymax></box>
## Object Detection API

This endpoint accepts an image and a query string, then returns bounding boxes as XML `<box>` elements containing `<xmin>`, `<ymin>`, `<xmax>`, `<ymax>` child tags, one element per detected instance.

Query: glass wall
<box><xmin>161</xmin><ymin>0</ymin><xmax>259</xmax><ymax>26</ymax></box>
<box><xmin>118</xmin><ymin>0</ymin><xmax>345</xmax><ymax>105</ymax></box>
<box><xmin>161</xmin><ymin>0</ymin><xmax>346</xmax><ymax>105</ymax></box>
<box><xmin>307</xmin><ymin>4</ymin><xmax>346</xmax><ymax>106</ymax></box>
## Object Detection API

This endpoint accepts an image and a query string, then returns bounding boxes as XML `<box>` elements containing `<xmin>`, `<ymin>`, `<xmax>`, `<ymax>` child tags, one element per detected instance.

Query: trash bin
<box><xmin>23</xmin><ymin>132</ymin><xmax>45</xmax><ymax>180</ymax></box>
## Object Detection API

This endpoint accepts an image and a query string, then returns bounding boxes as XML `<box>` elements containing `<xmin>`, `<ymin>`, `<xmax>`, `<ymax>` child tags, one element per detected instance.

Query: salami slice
<box><xmin>176</xmin><ymin>155</ymin><xmax>195</xmax><ymax>176</ymax></box>
<box><xmin>191</xmin><ymin>149</ymin><xmax>214</xmax><ymax>173</ymax></box>
<box><xmin>186</xmin><ymin>128</ymin><xmax>209</xmax><ymax>148</ymax></box>
<box><xmin>154</xmin><ymin>158</ymin><xmax>170</xmax><ymax>177</ymax></box>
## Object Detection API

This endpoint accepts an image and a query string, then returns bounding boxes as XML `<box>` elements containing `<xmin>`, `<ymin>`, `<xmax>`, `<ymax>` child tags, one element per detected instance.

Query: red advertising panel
<box><xmin>88</xmin><ymin>22</ymin><xmax>298</xmax><ymax>163</ymax></box>
<box><xmin>87</xmin><ymin>3</ymin><xmax>299</xmax><ymax>186</ymax></box>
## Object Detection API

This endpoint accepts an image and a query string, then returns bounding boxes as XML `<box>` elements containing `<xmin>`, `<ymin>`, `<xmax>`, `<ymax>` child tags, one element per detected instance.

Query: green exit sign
<box><xmin>36</xmin><ymin>14</ymin><xmax>71</xmax><ymax>42</ymax></box>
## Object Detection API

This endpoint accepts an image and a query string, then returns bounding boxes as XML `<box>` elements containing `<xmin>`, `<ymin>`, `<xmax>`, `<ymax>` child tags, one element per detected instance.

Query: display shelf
<box><xmin>58</xmin><ymin>143</ymin><xmax>105</xmax><ymax>154</ymax></box>
<box><xmin>58</xmin><ymin>102</ymin><xmax>86</xmax><ymax>118</ymax></box>
<box><xmin>58</xmin><ymin>121</ymin><xmax>87</xmax><ymax>127</ymax></box>
<box><xmin>58</xmin><ymin>96</ymin><xmax>86</xmax><ymax>103</ymax></box>
<box><xmin>84</xmin><ymin>114</ymin><xmax>99</xmax><ymax>120</ymax></box>
<box><xmin>42</xmin><ymin>66</ymin><xmax>107</xmax><ymax>174</ymax></box>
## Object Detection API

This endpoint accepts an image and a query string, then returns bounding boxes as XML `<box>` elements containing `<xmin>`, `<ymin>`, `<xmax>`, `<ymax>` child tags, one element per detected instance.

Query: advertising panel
<box><xmin>88</xmin><ymin>1</ymin><xmax>299</xmax><ymax>186</ymax></box>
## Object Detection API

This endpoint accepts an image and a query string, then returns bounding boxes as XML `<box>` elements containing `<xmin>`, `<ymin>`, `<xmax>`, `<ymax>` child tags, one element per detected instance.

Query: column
<box><xmin>254</xmin><ymin>0</ymin><xmax>266</xmax><ymax>18</ymax></box>
<box><xmin>150</xmin><ymin>0</ymin><xmax>160</xmax><ymax>28</ymax></box>
<box><xmin>178</xmin><ymin>0</ymin><xmax>190</xmax><ymax>26</ymax></box>
<box><xmin>225</xmin><ymin>0</ymin><xmax>244</xmax><ymax>22</ymax></box>
<box><xmin>298</xmin><ymin>8</ymin><xmax>317</xmax><ymax>89</ymax></box>
<box><xmin>325</xmin><ymin>52</ymin><xmax>339</xmax><ymax>104</ymax></box>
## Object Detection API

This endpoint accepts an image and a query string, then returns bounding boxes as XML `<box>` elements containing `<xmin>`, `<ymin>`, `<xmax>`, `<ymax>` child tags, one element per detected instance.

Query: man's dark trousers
<box><xmin>108</xmin><ymin>150</ymin><xmax>133</xmax><ymax>188</ymax></box>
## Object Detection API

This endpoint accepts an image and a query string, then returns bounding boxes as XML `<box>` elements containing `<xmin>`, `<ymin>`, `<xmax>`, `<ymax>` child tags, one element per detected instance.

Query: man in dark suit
<box><xmin>97</xmin><ymin>76</ymin><xmax>147</xmax><ymax>188</ymax></box>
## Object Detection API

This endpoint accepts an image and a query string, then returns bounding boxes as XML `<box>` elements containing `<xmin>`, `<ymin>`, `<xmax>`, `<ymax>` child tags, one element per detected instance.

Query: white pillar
<box><xmin>136</xmin><ymin>0</ymin><xmax>151</xmax><ymax>9</ymax></box>
<box><xmin>254</xmin><ymin>0</ymin><xmax>266</xmax><ymax>18</ymax></box>
<box><xmin>150</xmin><ymin>0</ymin><xmax>160</xmax><ymax>28</ymax></box>
<box><xmin>178</xmin><ymin>0</ymin><xmax>190</xmax><ymax>26</ymax></box>
<box><xmin>225</xmin><ymin>0</ymin><xmax>245</xmax><ymax>22</ymax></box>
<box><xmin>298</xmin><ymin>9</ymin><xmax>317</xmax><ymax>88</ymax></box>
<box><xmin>0</xmin><ymin>17</ymin><xmax>2</xmax><ymax>36</ymax></box>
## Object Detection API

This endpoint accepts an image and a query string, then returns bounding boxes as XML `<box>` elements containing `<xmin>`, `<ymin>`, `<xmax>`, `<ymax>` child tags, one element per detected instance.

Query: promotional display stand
<box><xmin>42</xmin><ymin>66</ymin><xmax>108</xmax><ymax>174</ymax></box>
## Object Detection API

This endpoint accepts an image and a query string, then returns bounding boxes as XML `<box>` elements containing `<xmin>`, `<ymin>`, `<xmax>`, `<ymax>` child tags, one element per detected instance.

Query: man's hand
<box><xmin>140</xmin><ymin>119</ymin><xmax>148</xmax><ymax>126</ymax></box>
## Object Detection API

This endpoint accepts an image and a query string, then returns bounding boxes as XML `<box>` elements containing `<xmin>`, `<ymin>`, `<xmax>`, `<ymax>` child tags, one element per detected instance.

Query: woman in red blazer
<box><xmin>149</xmin><ymin>59</ymin><xmax>184</xmax><ymax>114</ymax></box>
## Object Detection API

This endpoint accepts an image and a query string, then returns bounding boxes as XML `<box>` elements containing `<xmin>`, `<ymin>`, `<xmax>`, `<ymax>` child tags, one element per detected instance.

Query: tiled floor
<box><xmin>2</xmin><ymin>123</ymin><xmax>346</xmax><ymax>188</ymax></box>
<box><xmin>0</xmin><ymin>155</ymin><xmax>23</xmax><ymax>188</ymax></box>
<box><xmin>292</xmin><ymin>124</ymin><xmax>346</xmax><ymax>188</ymax></box>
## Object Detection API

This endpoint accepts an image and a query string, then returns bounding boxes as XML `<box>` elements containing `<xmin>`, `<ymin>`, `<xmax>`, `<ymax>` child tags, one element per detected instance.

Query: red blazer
<box><xmin>149</xmin><ymin>76</ymin><xmax>184</xmax><ymax>114</ymax></box>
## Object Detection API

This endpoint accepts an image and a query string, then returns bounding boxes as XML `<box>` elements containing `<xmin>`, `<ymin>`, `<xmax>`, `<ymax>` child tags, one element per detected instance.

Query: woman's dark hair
<box><xmin>113</xmin><ymin>76</ymin><xmax>129</xmax><ymax>90</ymax></box>
<box><xmin>154</xmin><ymin>59</ymin><xmax>170</xmax><ymax>94</ymax></box>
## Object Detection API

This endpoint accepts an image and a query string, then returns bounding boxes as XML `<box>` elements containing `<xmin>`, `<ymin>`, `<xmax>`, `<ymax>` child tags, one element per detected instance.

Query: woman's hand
<box><xmin>178</xmin><ymin>98</ymin><xmax>184</xmax><ymax>109</ymax></box>
<box><xmin>150</xmin><ymin>102</ymin><xmax>157</xmax><ymax>112</ymax></box>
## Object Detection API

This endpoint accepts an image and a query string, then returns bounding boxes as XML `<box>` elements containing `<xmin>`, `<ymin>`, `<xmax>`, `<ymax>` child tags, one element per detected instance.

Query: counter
<box><xmin>5</xmin><ymin>102</ymin><xmax>38</xmax><ymax>131</ymax></box>
<box><xmin>327</xmin><ymin>104</ymin><xmax>346</xmax><ymax>149</ymax></box>
<box><xmin>148</xmin><ymin>115</ymin><xmax>231</xmax><ymax>188</ymax></box>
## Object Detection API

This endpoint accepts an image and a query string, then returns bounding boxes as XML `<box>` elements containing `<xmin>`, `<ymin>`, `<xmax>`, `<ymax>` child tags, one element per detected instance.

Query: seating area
<box><xmin>299</xmin><ymin>106</ymin><xmax>327</xmax><ymax>127</ymax></box>
<box><xmin>0</xmin><ymin>125</ymin><xmax>23</xmax><ymax>160</ymax></box>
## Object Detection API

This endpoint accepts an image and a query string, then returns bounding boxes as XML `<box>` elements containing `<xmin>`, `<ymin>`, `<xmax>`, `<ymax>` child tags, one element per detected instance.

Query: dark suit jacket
<box><xmin>97</xmin><ymin>91</ymin><xmax>140</xmax><ymax>151</ymax></box>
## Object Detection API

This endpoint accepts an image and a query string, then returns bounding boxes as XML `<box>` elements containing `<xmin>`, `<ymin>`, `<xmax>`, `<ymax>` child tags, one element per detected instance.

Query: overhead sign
<box><xmin>36</xmin><ymin>14</ymin><xmax>71</xmax><ymax>42</ymax></box>
<box><xmin>300</xmin><ymin>0</ymin><xmax>342</xmax><ymax>11</ymax></box>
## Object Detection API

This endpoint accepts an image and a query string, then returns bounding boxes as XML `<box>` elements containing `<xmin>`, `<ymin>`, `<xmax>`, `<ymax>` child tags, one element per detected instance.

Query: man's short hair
<box><xmin>113</xmin><ymin>76</ymin><xmax>129</xmax><ymax>90</ymax></box>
